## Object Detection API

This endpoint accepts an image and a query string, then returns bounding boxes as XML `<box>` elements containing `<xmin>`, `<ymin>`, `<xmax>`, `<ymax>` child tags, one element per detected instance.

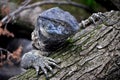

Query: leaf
<box><xmin>0</xmin><ymin>28</ymin><xmax>14</xmax><ymax>37</ymax></box>
<box><xmin>12</xmin><ymin>46</ymin><xmax>22</xmax><ymax>59</ymax></box>
<box><xmin>0</xmin><ymin>28</ymin><xmax>4</xmax><ymax>35</ymax></box>
<box><xmin>2</xmin><ymin>28</ymin><xmax>14</xmax><ymax>37</ymax></box>
<box><xmin>0</xmin><ymin>46</ymin><xmax>23</xmax><ymax>67</ymax></box>
<box><xmin>0</xmin><ymin>48</ymin><xmax>8</xmax><ymax>67</ymax></box>
<box><xmin>8</xmin><ymin>46</ymin><xmax>23</xmax><ymax>63</ymax></box>
<box><xmin>0</xmin><ymin>21</ymin><xmax>3</xmax><ymax>27</ymax></box>
<box><xmin>1</xmin><ymin>5</ymin><xmax>10</xmax><ymax>16</ymax></box>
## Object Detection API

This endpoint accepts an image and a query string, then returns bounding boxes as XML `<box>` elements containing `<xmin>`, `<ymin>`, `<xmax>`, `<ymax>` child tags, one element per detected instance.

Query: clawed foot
<box><xmin>90</xmin><ymin>12</ymin><xmax>106</xmax><ymax>23</ymax></box>
<box><xmin>81</xmin><ymin>12</ymin><xmax>107</xmax><ymax>28</ymax></box>
<box><xmin>21</xmin><ymin>50</ymin><xmax>60</xmax><ymax>78</ymax></box>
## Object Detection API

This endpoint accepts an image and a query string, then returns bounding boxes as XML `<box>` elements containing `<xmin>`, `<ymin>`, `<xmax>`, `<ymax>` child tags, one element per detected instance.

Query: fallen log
<box><xmin>9</xmin><ymin>10</ymin><xmax>120</xmax><ymax>80</ymax></box>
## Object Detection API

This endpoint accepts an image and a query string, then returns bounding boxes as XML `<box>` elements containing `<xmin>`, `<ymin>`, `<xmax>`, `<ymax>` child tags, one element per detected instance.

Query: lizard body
<box><xmin>21</xmin><ymin>7</ymin><xmax>80</xmax><ymax>78</ymax></box>
<box><xmin>21</xmin><ymin>7</ymin><xmax>106</xmax><ymax>78</ymax></box>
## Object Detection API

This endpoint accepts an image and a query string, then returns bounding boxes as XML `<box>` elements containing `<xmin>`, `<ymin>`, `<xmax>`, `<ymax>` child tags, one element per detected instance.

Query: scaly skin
<box><xmin>21</xmin><ymin>7</ymin><xmax>80</xmax><ymax>78</ymax></box>
<box><xmin>21</xmin><ymin>7</ymin><xmax>106</xmax><ymax>78</ymax></box>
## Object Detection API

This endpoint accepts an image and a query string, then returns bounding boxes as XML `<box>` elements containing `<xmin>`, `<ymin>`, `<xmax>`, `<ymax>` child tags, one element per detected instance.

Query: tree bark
<box><xmin>9</xmin><ymin>10</ymin><xmax>120</xmax><ymax>80</ymax></box>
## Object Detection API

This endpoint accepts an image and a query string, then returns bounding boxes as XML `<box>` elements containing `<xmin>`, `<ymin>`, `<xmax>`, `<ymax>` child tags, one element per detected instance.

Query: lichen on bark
<box><xmin>9</xmin><ymin>10</ymin><xmax>120</xmax><ymax>80</ymax></box>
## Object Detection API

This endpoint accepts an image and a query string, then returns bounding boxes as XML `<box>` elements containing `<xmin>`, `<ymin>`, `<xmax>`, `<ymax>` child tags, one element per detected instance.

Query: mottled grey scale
<box><xmin>39</xmin><ymin>7</ymin><xmax>79</xmax><ymax>30</ymax></box>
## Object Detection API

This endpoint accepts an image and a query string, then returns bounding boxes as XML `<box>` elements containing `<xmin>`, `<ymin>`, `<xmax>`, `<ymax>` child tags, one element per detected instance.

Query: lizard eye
<box><xmin>47</xmin><ymin>23</ymin><xmax>56</xmax><ymax>30</ymax></box>
<box><xmin>46</xmin><ymin>23</ymin><xmax>58</xmax><ymax>34</ymax></box>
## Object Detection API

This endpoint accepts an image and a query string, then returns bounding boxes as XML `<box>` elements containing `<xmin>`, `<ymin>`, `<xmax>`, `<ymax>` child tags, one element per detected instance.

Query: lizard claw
<box><xmin>90</xmin><ymin>12</ymin><xmax>107</xmax><ymax>24</ymax></box>
<box><xmin>81</xmin><ymin>12</ymin><xmax>107</xmax><ymax>28</ymax></box>
<box><xmin>21</xmin><ymin>50</ymin><xmax>60</xmax><ymax>78</ymax></box>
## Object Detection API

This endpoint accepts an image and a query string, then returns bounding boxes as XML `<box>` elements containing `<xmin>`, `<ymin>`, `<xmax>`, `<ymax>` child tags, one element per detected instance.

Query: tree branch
<box><xmin>0</xmin><ymin>0</ymin><xmax>94</xmax><ymax>27</ymax></box>
<box><xmin>0</xmin><ymin>0</ymin><xmax>31</xmax><ymax>26</ymax></box>
<box><xmin>24</xmin><ymin>1</ymin><xmax>94</xmax><ymax>13</ymax></box>
<box><xmin>9</xmin><ymin>10</ymin><xmax>120</xmax><ymax>80</ymax></box>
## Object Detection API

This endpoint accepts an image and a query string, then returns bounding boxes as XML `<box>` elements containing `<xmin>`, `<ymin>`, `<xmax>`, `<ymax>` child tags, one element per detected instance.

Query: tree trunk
<box><xmin>9</xmin><ymin>10</ymin><xmax>120</xmax><ymax>80</ymax></box>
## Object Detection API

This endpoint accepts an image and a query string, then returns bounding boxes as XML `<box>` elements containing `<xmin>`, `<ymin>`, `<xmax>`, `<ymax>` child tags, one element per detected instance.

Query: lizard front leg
<box><xmin>21</xmin><ymin>50</ymin><xmax>60</xmax><ymax>78</ymax></box>
<box><xmin>80</xmin><ymin>12</ymin><xmax>107</xmax><ymax>28</ymax></box>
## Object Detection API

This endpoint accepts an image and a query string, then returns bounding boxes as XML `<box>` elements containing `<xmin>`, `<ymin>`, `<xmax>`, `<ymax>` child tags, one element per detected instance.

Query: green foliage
<box><xmin>82</xmin><ymin>0</ymin><xmax>96</xmax><ymax>7</ymax></box>
<box><xmin>75</xmin><ymin>0</ymin><xmax>105</xmax><ymax>11</ymax></box>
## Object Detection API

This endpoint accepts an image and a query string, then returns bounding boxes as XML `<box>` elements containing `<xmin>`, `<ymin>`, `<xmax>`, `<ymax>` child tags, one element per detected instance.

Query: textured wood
<box><xmin>9</xmin><ymin>11</ymin><xmax>120</xmax><ymax>80</ymax></box>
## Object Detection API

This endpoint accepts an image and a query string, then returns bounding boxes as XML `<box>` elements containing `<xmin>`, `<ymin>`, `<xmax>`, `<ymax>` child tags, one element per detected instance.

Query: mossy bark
<box><xmin>9</xmin><ymin>11</ymin><xmax>120</xmax><ymax>80</ymax></box>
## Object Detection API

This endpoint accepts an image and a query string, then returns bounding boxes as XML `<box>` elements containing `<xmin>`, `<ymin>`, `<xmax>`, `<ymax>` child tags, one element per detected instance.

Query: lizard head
<box><xmin>32</xmin><ymin>7</ymin><xmax>79</xmax><ymax>51</ymax></box>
